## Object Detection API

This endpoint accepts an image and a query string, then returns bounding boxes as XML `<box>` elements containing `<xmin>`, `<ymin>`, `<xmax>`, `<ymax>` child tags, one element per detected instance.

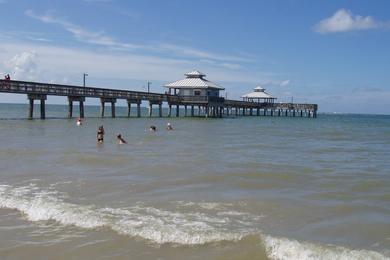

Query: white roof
<box><xmin>185</xmin><ymin>70</ymin><xmax>206</xmax><ymax>78</ymax></box>
<box><xmin>254</xmin><ymin>86</ymin><xmax>265</xmax><ymax>91</ymax></box>
<box><xmin>164</xmin><ymin>70</ymin><xmax>225</xmax><ymax>90</ymax></box>
<box><xmin>241</xmin><ymin>86</ymin><xmax>276</xmax><ymax>99</ymax></box>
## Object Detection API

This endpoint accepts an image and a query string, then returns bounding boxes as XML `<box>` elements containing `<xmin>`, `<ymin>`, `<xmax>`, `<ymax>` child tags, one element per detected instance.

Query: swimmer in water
<box><xmin>149</xmin><ymin>125</ymin><xmax>157</xmax><ymax>132</ymax></box>
<box><xmin>97</xmin><ymin>125</ymin><xmax>105</xmax><ymax>143</ymax></box>
<box><xmin>76</xmin><ymin>118</ymin><xmax>82</xmax><ymax>126</ymax></box>
<box><xmin>166</xmin><ymin>122</ymin><xmax>173</xmax><ymax>130</ymax></box>
<box><xmin>117</xmin><ymin>134</ymin><xmax>127</xmax><ymax>144</ymax></box>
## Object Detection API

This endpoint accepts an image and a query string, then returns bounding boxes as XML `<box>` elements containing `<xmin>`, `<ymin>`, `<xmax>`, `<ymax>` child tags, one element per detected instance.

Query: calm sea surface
<box><xmin>0</xmin><ymin>104</ymin><xmax>389</xmax><ymax>259</ymax></box>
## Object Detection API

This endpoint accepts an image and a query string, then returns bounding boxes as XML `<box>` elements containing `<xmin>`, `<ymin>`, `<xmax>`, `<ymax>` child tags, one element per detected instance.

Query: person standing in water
<box><xmin>76</xmin><ymin>118</ymin><xmax>82</xmax><ymax>126</ymax></box>
<box><xmin>97</xmin><ymin>125</ymin><xmax>105</xmax><ymax>143</ymax></box>
<box><xmin>116</xmin><ymin>134</ymin><xmax>127</xmax><ymax>144</ymax></box>
<box><xmin>166</xmin><ymin>122</ymin><xmax>173</xmax><ymax>130</ymax></box>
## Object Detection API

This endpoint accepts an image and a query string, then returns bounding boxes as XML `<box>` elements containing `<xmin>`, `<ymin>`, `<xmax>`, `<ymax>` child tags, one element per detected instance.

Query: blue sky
<box><xmin>0</xmin><ymin>0</ymin><xmax>389</xmax><ymax>114</ymax></box>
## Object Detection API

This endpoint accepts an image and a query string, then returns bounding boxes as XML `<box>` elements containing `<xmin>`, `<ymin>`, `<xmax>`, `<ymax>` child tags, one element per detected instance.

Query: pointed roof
<box><xmin>241</xmin><ymin>86</ymin><xmax>276</xmax><ymax>99</ymax></box>
<box><xmin>254</xmin><ymin>86</ymin><xmax>265</xmax><ymax>91</ymax></box>
<box><xmin>164</xmin><ymin>70</ymin><xmax>224</xmax><ymax>90</ymax></box>
<box><xmin>185</xmin><ymin>70</ymin><xmax>206</xmax><ymax>78</ymax></box>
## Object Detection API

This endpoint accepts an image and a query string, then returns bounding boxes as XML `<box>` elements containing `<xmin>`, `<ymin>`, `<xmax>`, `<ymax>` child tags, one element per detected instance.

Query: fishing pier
<box><xmin>0</xmin><ymin>74</ymin><xmax>317</xmax><ymax>119</ymax></box>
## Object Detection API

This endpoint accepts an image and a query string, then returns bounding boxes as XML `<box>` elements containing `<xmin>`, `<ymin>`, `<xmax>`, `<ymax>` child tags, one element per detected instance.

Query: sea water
<box><xmin>0</xmin><ymin>104</ymin><xmax>389</xmax><ymax>259</ymax></box>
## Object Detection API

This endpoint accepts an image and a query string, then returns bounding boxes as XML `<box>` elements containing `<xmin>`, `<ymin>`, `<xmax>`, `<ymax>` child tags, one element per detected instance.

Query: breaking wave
<box><xmin>0</xmin><ymin>183</ymin><xmax>257</xmax><ymax>245</ymax></box>
<box><xmin>0</xmin><ymin>183</ymin><xmax>388</xmax><ymax>259</ymax></box>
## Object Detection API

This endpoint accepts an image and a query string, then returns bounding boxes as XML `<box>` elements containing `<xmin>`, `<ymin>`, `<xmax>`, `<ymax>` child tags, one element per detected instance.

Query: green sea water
<box><xmin>0</xmin><ymin>103</ymin><xmax>389</xmax><ymax>259</ymax></box>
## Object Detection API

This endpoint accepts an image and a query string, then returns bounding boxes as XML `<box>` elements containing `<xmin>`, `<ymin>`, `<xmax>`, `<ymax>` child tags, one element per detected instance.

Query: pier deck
<box><xmin>0</xmin><ymin>79</ymin><xmax>317</xmax><ymax>119</ymax></box>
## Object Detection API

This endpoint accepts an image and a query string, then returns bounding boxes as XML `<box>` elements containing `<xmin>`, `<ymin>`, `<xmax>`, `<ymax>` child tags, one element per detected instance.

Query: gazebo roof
<box><xmin>164</xmin><ymin>70</ymin><xmax>224</xmax><ymax>90</ymax></box>
<box><xmin>185</xmin><ymin>70</ymin><xmax>206</xmax><ymax>78</ymax></box>
<box><xmin>241</xmin><ymin>86</ymin><xmax>276</xmax><ymax>99</ymax></box>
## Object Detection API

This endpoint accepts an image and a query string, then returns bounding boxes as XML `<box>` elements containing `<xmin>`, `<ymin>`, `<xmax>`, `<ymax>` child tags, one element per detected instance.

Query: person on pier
<box><xmin>97</xmin><ymin>125</ymin><xmax>105</xmax><ymax>143</ymax></box>
<box><xmin>116</xmin><ymin>134</ymin><xmax>127</xmax><ymax>144</ymax></box>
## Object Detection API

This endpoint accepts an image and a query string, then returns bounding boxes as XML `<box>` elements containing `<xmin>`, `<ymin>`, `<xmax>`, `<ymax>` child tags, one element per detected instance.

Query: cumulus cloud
<box><xmin>313</xmin><ymin>9</ymin><xmax>386</xmax><ymax>34</ymax></box>
<box><xmin>4</xmin><ymin>51</ymin><xmax>39</xmax><ymax>80</ymax></box>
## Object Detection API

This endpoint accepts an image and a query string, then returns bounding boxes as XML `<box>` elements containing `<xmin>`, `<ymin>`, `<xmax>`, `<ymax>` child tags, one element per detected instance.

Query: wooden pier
<box><xmin>0</xmin><ymin>79</ymin><xmax>317</xmax><ymax>119</ymax></box>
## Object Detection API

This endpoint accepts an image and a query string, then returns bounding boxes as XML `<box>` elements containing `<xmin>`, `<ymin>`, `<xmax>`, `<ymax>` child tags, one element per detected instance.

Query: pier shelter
<box><xmin>164</xmin><ymin>70</ymin><xmax>225</xmax><ymax>117</ymax></box>
<box><xmin>164</xmin><ymin>70</ymin><xmax>224</xmax><ymax>97</ymax></box>
<box><xmin>241</xmin><ymin>86</ymin><xmax>276</xmax><ymax>104</ymax></box>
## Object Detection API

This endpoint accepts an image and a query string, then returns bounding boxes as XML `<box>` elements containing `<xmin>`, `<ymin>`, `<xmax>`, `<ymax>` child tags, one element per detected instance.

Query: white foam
<box><xmin>264</xmin><ymin>235</ymin><xmax>388</xmax><ymax>260</ymax></box>
<box><xmin>1</xmin><ymin>183</ymin><xmax>388</xmax><ymax>259</ymax></box>
<box><xmin>0</xmin><ymin>184</ymin><xmax>258</xmax><ymax>245</ymax></box>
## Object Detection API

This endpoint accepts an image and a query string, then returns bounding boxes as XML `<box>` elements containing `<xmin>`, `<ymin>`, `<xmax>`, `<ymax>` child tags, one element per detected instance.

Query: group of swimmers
<box><xmin>75</xmin><ymin>118</ymin><xmax>173</xmax><ymax>144</ymax></box>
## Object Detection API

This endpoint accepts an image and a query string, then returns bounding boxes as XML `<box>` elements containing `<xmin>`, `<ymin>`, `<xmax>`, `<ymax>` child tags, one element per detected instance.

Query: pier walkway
<box><xmin>0</xmin><ymin>79</ymin><xmax>317</xmax><ymax>119</ymax></box>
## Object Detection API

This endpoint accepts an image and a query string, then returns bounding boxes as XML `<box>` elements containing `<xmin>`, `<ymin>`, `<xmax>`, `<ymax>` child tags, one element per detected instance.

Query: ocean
<box><xmin>0</xmin><ymin>104</ymin><xmax>389</xmax><ymax>259</ymax></box>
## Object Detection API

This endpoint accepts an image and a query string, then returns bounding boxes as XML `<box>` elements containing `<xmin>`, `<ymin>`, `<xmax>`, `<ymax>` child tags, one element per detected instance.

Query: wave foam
<box><xmin>0</xmin><ymin>183</ymin><xmax>388</xmax><ymax>259</ymax></box>
<box><xmin>264</xmin><ymin>236</ymin><xmax>388</xmax><ymax>260</ymax></box>
<box><xmin>0</xmin><ymin>184</ymin><xmax>258</xmax><ymax>245</ymax></box>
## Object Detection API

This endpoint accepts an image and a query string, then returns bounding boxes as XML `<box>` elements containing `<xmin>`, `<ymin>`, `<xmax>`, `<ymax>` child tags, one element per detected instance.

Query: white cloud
<box><xmin>313</xmin><ymin>9</ymin><xmax>384</xmax><ymax>34</ymax></box>
<box><xmin>24</xmin><ymin>10</ymin><xmax>251</xmax><ymax>67</ymax></box>
<box><xmin>4</xmin><ymin>51</ymin><xmax>40</xmax><ymax>80</ymax></box>
<box><xmin>25</xmin><ymin>10</ymin><xmax>144</xmax><ymax>50</ymax></box>
<box><xmin>0</xmin><ymin>42</ymin><xmax>275</xmax><ymax>86</ymax></box>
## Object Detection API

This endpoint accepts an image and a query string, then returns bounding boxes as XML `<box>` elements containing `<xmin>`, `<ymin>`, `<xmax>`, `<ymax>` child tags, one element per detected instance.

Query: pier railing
<box><xmin>0</xmin><ymin>79</ymin><xmax>171</xmax><ymax>101</ymax></box>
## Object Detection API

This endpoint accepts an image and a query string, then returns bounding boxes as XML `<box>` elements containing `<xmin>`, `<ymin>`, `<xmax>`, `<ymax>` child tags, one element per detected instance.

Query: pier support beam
<box><xmin>68</xmin><ymin>96</ymin><xmax>86</xmax><ymax>118</ymax></box>
<box><xmin>127</xmin><ymin>102</ymin><xmax>131</xmax><ymax>117</ymax></box>
<box><xmin>28</xmin><ymin>98</ymin><xmax>34</xmax><ymax>119</ymax></box>
<box><xmin>137</xmin><ymin>102</ymin><xmax>141</xmax><ymax>117</ymax></box>
<box><xmin>184</xmin><ymin>105</ymin><xmax>188</xmax><ymax>117</ymax></box>
<box><xmin>148</xmin><ymin>102</ymin><xmax>153</xmax><ymax>117</ymax></box>
<box><xmin>40</xmin><ymin>99</ymin><xmax>45</xmax><ymax>119</ymax></box>
<box><xmin>168</xmin><ymin>104</ymin><xmax>172</xmax><ymax>117</ymax></box>
<box><xmin>176</xmin><ymin>105</ymin><xmax>180</xmax><ymax>117</ymax></box>
<box><xmin>159</xmin><ymin>103</ymin><xmax>162</xmax><ymax>117</ymax></box>
<box><xmin>127</xmin><ymin>99</ymin><xmax>141</xmax><ymax>117</ymax></box>
<box><xmin>111</xmin><ymin>101</ymin><xmax>116</xmax><ymax>118</ymax></box>
<box><xmin>191</xmin><ymin>105</ymin><xmax>194</xmax><ymax>116</ymax></box>
<box><xmin>68</xmin><ymin>100</ymin><xmax>73</xmax><ymax>118</ymax></box>
<box><xmin>27</xmin><ymin>94</ymin><xmax>47</xmax><ymax>119</ymax></box>
<box><xmin>100</xmin><ymin>98</ymin><xmax>116</xmax><ymax>118</ymax></box>
<box><xmin>313</xmin><ymin>105</ymin><xmax>318</xmax><ymax>118</ymax></box>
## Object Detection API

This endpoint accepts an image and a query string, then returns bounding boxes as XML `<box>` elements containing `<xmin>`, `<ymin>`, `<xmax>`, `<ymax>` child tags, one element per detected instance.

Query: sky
<box><xmin>0</xmin><ymin>0</ymin><xmax>389</xmax><ymax>114</ymax></box>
